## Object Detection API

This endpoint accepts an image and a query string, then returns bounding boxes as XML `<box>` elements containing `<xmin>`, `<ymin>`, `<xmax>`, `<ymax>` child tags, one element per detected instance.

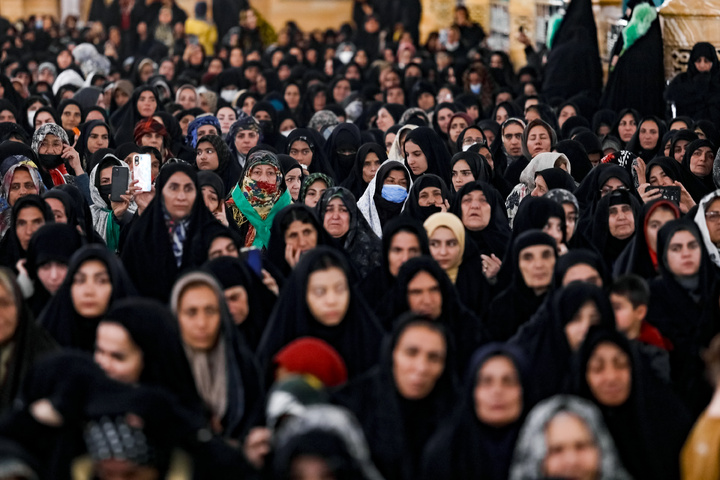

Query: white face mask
<box><xmin>462</xmin><ymin>142</ymin><xmax>476</xmax><ymax>152</ymax></box>
<box><xmin>220</xmin><ymin>89</ymin><xmax>238</xmax><ymax>102</ymax></box>
<box><xmin>338</xmin><ymin>51</ymin><xmax>354</xmax><ymax>65</ymax></box>
<box><xmin>280</xmin><ymin>129</ymin><xmax>295</xmax><ymax>137</ymax></box>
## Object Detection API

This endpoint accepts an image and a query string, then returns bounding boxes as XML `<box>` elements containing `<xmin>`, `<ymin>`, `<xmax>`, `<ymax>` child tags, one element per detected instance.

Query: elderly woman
<box><xmin>31</xmin><ymin>123</ymin><xmax>86</xmax><ymax>191</ymax></box>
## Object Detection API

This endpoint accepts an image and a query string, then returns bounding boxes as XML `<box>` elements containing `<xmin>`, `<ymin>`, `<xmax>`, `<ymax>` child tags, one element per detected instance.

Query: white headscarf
<box><xmin>357</xmin><ymin>160</ymin><xmax>412</xmax><ymax>238</ymax></box>
<box><xmin>694</xmin><ymin>190</ymin><xmax>720</xmax><ymax>268</ymax></box>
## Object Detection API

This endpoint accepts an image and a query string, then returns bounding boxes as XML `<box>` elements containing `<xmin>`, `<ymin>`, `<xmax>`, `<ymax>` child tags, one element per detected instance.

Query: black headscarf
<box><xmin>682</xmin><ymin>138</ymin><xmax>716</xmax><ymax>191</ymax></box>
<box><xmin>554</xmin><ymin>139</ymin><xmax>592</xmax><ymax>182</ymax></box>
<box><xmin>316</xmin><ymin>186</ymin><xmax>382</xmax><ymax>279</ymax></box>
<box><xmin>120</xmin><ymin>162</ymin><xmax>217</xmax><ymax>301</ymax></box>
<box><xmin>196</xmin><ymin>134</ymin><xmax>240</xmax><ymax>199</ymax></box>
<box><xmin>103</xmin><ymin>298</ymin><xmax>203</xmax><ymax>414</ymax></box>
<box><xmin>574</xmin><ymin>326</ymin><xmax>693</xmax><ymax>480</ymax></box>
<box><xmin>75</xmin><ymin>120</ymin><xmax>114</xmax><ymax>165</ymax></box>
<box><xmin>647</xmin><ymin>219</ymin><xmax>720</xmax><ymax>415</ymax></box>
<box><xmin>451</xmin><ymin>181</ymin><xmax>510</xmax><ymax>258</ymax></box>
<box><xmin>55</xmin><ymin>183</ymin><xmax>102</xmax><ymax>243</ymax></box>
<box><xmin>256</xmin><ymin>246</ymin><xmax>383</xmax><ymax>379</ymax></box>
<box><xmin>331</xmin><ymin>315</ymin><xmax>457</xmax><ymax>480</ymax></box>
<box><xmin>551</xmin><ymin>248</ymin><xmax>609</xmax><ymax>291</ymax></box>
<box><xmin>625</xmin><ymin>116</ymin><xmax>667</xmax><ymax>161</ymax></box>
<box><xmin>0</xmin><ymin>195</ymin><xmax>54</xmax><ymax>273</ymax></box>
<box><xmin>38</xmin><ymin>245</ymin><xmax>137</xmax><ymax>351</ymax></box>
<box><xmin>574</xmin><ymin>163</ymin><xmax>633</xmax><ymax>220</ymax></box>
<box><xmin>613</xmin><ymin>199</ymin><xmax>680</xmax><ymax>279</ymax></box>
<box><xmin>644</xmin><ymin>155</ymin><xmax>710</xmax><ymax>203</ymax></box>
<box><xmin>486</xmin><ymin>231</ymin><xmax>557</xmax><ymax>341</ymax></box>
<box><xmin>589</xmin><ymin>189</ymin><xmax>641</xmax><ymax>271</ymax></box>
<box><xmin>285</xmin><ymin>128</ymin><xmax>336</xmax><ymax>178</ymax></box>
<box><xmin>421</xmin><ymin>343</ymin><xmax>529</xmax><ymax>480</ymax></box>
<box><xmin>450</xmin><ymin>151</ymin><xmax>492</xmax><ymax>192</ymax></box>
<box><xmin>203</xmin><ymin>257</ymin><xmax>277</xmax><ymax>352</ymax></box>
<box><xmin>535</xmin><ymin>167</ymin><xmax>577</xmax><ymax>192</ymax></box>
<box><xmin>266</xmin><ymin>203</ymin><xmax>331</xmax><ymax>279</ymax></box>
<box><xmin>402</xmin><ymin>174</ymin><xmax>451</xmax><ymax>223</ymax></box>
<box><xmin>510</xmin><ymin>282</ymin><xmax>615</xmax><ymax>405</ymax></box>
<box><xmin>25</xmin><ymin>223</ymin><xmax>83</xmax><ymax>318</ymax></box>
<box><xmin>403</xmin><ymin>127</ymin><xmax>452</xmax><ymax>185</ymax></box>
<box><xmin>358</xmin><ymin>216</ymin><xmax>430</xmax><ymax>316</ymax></box>
<box><xmin>665</xmin><ymin>42</ymin><xmax>720</xmax><ymax>122</ymax></box>
<box><xmin>340</xmin><ymin>142</ymin><xmax>387</xmax><ymax>199</ymax></box>
<box><xmin>110</xmin><ymin>85</ymin><xmax>161</xmax><ymax>144</ymax></box>
<box><xmin>322</xmin><ymin>123</ymin><xmax>362</xmax><ymax>183</ymax></box>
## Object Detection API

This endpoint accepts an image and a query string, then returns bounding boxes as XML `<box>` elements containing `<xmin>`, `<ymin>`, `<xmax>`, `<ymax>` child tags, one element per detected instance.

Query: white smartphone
<box><xmin>133</xmin><ymin>154</ymin><xmax>152</xmax><ymax>192</ymax></box>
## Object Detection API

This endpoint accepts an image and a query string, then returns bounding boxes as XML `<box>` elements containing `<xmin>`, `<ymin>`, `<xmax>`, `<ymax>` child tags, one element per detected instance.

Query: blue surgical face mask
<box><xmin>470</xmin><ymin>83</ymin><xmax>481</xmax><ymax>94</ymax></box>
<box><xmin>381</xmin><ymin>184</ymin><xmax>408</xmax><ymax>203</ymax></box>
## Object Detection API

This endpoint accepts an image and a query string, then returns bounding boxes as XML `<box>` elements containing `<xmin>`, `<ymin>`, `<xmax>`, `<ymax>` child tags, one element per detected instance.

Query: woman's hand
<box><xmin>261</xmin><ymin>269</ymin><xmax>279</xmax><ymax>296</ymax></box>
<box><xmin>63</xmin><ymin>144</ymin><xmax>83</xmax><ymax>175</ymax></box>
<box><xmin>481</xmin><ymin>253</ymin><xmax>502</xmax><ymax>280</ymax></box>
<box><xmin>638</xmin><ymin>183</ymin><xmax>660</xmax><ymax>204</ymax></box>
<box><xmin>214</xmin><ymin>202</ymin><xmax>229</xmax><ymax>226</ymax></box>
<box><xmin>633</xmin><ymin>157</ymin><xmax>647</xmax><ymax>185</ymax></box>
<box><xmin>676</xmin><ymin>181</ymin><xmax>696</xmax><ymax>213</ymax></box>
<box><xmin>244</xmin><ymin>427</ymin><xmax>271</xmax><ymax>469</ymax></box>
<box><xmin>285</xmin><ymin>243</ymin><xmax>302</xmax><ymax>269</ymax></box>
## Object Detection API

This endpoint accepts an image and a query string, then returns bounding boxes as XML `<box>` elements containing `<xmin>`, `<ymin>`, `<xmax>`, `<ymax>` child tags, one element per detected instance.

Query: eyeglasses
<box><xmin>599</xmin><ymin>186</ymin><xmax>628</xmax><ymax>196</ymax></box>
<box><xmin>197</xmin><ymin>148</ymin><xmax>216</xmax><ymax>156</ymax></box>
<box><xmin>705</xmin><ymin>211</ymin><xmax>720</xmax><ymax>222</ymax></box>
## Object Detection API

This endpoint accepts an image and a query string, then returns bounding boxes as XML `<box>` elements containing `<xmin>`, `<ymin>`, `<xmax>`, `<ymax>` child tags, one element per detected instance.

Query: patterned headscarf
<box><xmin>133</xmin><ymin>118</ymin><xmax>169</xmax><ymax>151</ymax></box>
<box><xmin>31</xmin><ymin>123</ymin><xmax>69</xmax><ymax>153</ymax></box>
<box><xmin>241</xmin><ymin>151</ymin><xmax>284</xmax><ymax>216</ymax></box>
<box><xmin>186</xmin><ymin>115</ymin><xmax>222</xmax><ymax>149</ymax></box>
<box><xmin>226</xmin><ymin>113</ymin><xmax>262</xmax><ymax>158</ymax></box>
<box><xmin>0</xmin><ymin>158</ymin><xmax>47</xmax><ymax>236</ymax></box>
<box><xmin>299</xmin><ymin>172</ymin><xmax>334</xmax><ymax>203</ymax></box>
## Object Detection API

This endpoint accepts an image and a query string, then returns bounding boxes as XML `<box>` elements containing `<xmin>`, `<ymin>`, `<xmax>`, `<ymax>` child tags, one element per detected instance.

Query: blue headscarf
<box><xmin>186</xmin><ymin>115</ymin><xmax>222</xmax><ymax>149</ymax></box>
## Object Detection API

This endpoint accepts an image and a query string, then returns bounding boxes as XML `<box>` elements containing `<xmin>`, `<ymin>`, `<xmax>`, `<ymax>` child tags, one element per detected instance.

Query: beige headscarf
<box><xmin>423</xmin><ymin>212</ymin><xmax>465</xmax><ymax>283</ymax></box>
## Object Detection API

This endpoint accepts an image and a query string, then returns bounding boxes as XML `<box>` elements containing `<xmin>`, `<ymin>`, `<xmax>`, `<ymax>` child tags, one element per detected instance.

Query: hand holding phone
<box><xmin>133</xmin><ymin>154</ymin><xmax>152</xmax><ymax>192</ymax></box>
<box><xmin>111</xmin><ymin>166</ymin><xmax>129</xmax><ymax>202</ymax></box>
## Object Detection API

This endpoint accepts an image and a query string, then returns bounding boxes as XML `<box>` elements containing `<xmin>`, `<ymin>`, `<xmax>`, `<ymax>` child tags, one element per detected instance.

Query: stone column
<box><xmin>660</xmin><ymin>0</ymin><xmax>720</xmax><ymax>80</ymax></box>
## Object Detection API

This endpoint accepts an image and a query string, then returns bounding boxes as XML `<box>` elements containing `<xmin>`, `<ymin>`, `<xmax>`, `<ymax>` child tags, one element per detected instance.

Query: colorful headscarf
<box><xmin>133</xmin><ymin>118</ymin><xmax>169</xmax><ymax>151</ymax></box>
<box><xmin>299</xmin><ymin>172</ymin><xmax>334</xmax><ymax>203</ymax></box>
<box><xmin>0</xmin><ymin>158</ymin><xmax>47</xmax><ymax>236</ymax></box>
<box><xmin>186</xmin><ymin>114</ymin><xmax>222</xmax><ymax>149</ymax></box>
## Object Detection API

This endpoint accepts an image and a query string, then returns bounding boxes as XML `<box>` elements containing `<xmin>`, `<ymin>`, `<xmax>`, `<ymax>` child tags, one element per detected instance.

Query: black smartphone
<box><xmin>242</xmin><ymin>247</ymin><xmax>263</xmax><ymax>276</ymax></box>
<box><xmin>648</xmin><ymin>185</ymin><xmax>680</xmax><ymax>204</ymax></box>
<box><xmin>111</xmin><ymin>166</ymin><xmax>129</xmax><ymax>202</ymax></box>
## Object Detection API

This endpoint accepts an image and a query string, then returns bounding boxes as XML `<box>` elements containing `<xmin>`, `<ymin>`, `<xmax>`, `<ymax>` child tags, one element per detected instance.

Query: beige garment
<box><xmin>681</xmin><ymin>410</ymin><xmax>720</xmax><ymax>479</ymax></box>
<box><xmin>184</xmin><ymin>336</ymin><xmax>228</xmax><ymax>421</ymax></box>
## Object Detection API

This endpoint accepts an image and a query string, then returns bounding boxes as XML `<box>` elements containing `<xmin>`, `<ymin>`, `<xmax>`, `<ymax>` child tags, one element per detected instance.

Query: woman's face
<box><xmin>71</xmin><ymin>259</ymin><xmax>112</xmax><ymax>318</ymax></box>
<box><xmin>114</xmin><ymin>88</ymin><xmax>130</xmax><ymax>109</ymax></box>
<box><xmin>645</xmin><ymin>206</ymin><xmax>676</xmax><ymax>253</ymax></box>
<box><xmin>543</xmin><ymin>217</ymin><xmax>564</xmax><ymax>247</ymax></box>
<box><xmin>503</xmin><ymin>123</ymin><xmax>524</xmax><ymax>157</ymax></box>
<box><xmin>196</xmin><ymin>141</ymin><xmax>220</xmax><ymax>171</ymax></box>
<box><xmin>285</xmin><ymin>170</ymin><xmax>302</xmax><ymax>201</ymax></box>
<box><xmin>404</xmin><ymin>139</ymin><xmax>428</xmax><ymax>176</ymax></box>
<box><xmin>608</xmin><ymin>203</ymin><xmax>635</xmax><ymax>240</ymax></box>
<box><xmin>289</xmin><ymin>140</ymin><xmax>313</xmax><ymax>167</ymax></box>
<box><xmin>208</xmin><ymin>236</ymin><xmax>239</xmax><ymax>259</ymax></box>
<box><xmin>304</xmin><ymin>180</ymin><xmax>327</xmax><ymax>208</ymax></box>
<box><xmin>690</xmin><ymin>146</ymin><xmax>714</xmax><ymax>177</ymax></box>
<box><xmin>162</xmin><ymin>172</ymin><xmax>197</xmax><ymax>221</ymax></box>
<box><xmin>543</xmin><ymin>413</ymin><xmax>600</xmax><ymax>480</ymax></box>
<box><xmin>495</xmin><ymin>106</ymin><xmax>509</xmax><ymax>125</ymax></box>
<box><xmin>332</xmin><ymin>80</ymin><xmax>351</xmax><ymax>103</ymax></box>
<box><xmin>460</xmin><ymin>127</ymin><xmax>485</xmax><ymax>151</ymax></box>
<box><xmin>242</xmin><ymin>96</ymin><xmax>256</xmax><ymax>116</ymax></box>
<box><xmin>177</xmin><ymin>284</ymin><xmax>222</xmax><ymax>350</ymax></box>
<box><xmin>61</xmin><ymin>104</ymin><xmax>81</xmax><ymax>130</ymax></box>
<box><xmin>586</xmin><ymin>341</ymin><xmax>631</xmax><ymax>407</ymax></box>
<box><xmin>362</xmin><ymin>152</ymin><xmax>381</xmax><ymax>183</ymax></box>
<box><xmin>557</xmin><ymin>105</ymin><xmax>577</xmax><ymax>128</ymax></box>
<box><xmin>638</xmin><ymin>120</ymin><xmax>659</xmax><ymax>151</ymax></box>
<box><xmin>376</xmin><ymin>108</ymin><xmax>395</xmax><ymax>133</ymax></box>
<box><xmin>461</xmin><ymin>190</ymin><xmax>492</xmax><ymax>230</ymax></box>
<box><xmin>452</xmin><ymin>159</ymin><xmax>475</xmax><ymax>192</ymax></box>
<box><xmin>224</xmin><ymin>285</ymin><xmax>248</xmax><ymax>325</ymax></box>
<box><xmin>673</xmin><ymin>139</ymin><xmax>690</xmax><ymax>162</ymax></box>
<box><xmin>87</xmin><ymin>125</ymin><xmax>109</xmax><ymax>154</ymax></box>
<box><xmin>216</xmin><ymin>107</ymin><xmax>237</xmax><ymax>134</ymax></box>
<box><xmin>37</xmin><ymin>260</ymin><xmax>68</xmax><ymax>294</ymax></box>
<box><xmin>249</xmin><ymin>164</ymin><xmax>277</xmax><ymax>185</ymax></box>
<box><xmin>306</xmin><ymin>266</ymin><xmax>349</xmax><ymax>326</ymax></box>
<box><xmin>387</xmin><ymin>231</ymin><xmax>422</xmax><ymax>277</ymax></box>
<box><xmin>178</xmin><ymin>88</ymin><xmax>197</xmax><ymax>110</ymax></box>
<box><xmin>136</xmin><ymin>91</ymin><xmax>157</xmax><ymax>118</ymax></box>
<box><xmin>666</xmin><ymin>229</ymin><xmax>701</xmax><ymax>277</ymax></box>
<box><xmin>323</xmin><ymin>197</ymin><xmax>350</xmax><ymax>238</ymax></box>
<box><xmin>312</xmin><ymin>91</ymin><xmax>326</xmax><ymax>112</ymax></box>
<box><xmin>436</xmin><ymin>108</ymin><xmax>454</xmax><ymax>134</ymax></box>
<box><xmin>235</xmin><ymin>129</ymin><xmax>260</xmax><ymax>156</ymax></box>
<box><xmin>448</xmin><ymin>117</ymin><xmax>468</xmax><ymax>143</ymax></box>
<box><xmin>34</xmin><ymin>111</ymin><xmax>54</xmax><ymax>129</ymax></box>
<box><xmin>518</xmin><ymin>244</ymin><xmax>555</xmax><ymax>292</ymax></box>
<box><xmin>648</xmin><ymin>165</ymin><xmax>674</xmax><ymax>186</ymax></box>
<box><xmin>284</xmin><ymin>220</ymin><xmax>318</xmax><ymax>253</ymax></box>
<box><xmin>474</xmin><ymin>355</ymin><xmax>523</xmax><ymax>427</ymax></box>
<box><xmin>527</xmin><ymin>125</ymin><xmax>552</xmax><ymax>157</ymax></box>
<box><xmin>0</xmin><ymin>283</ymin><xmax>18</xmax><ymax>345</ymax></box>
<box><xmin>617</xmin><ymin>113</ymin><xmax>637</xmax><ymax>143</ymax></box>
<box><xmin>429</xmin><ymin>227</ymin><xmax>461</xmax><ymax>271</ymax></box>
<box><xmin>284</xmin><ymin>85</ymin><xmax>301</xmax><ymax>110</ymax></box>
<box><xmin>201</xmin><ymin>185</ymin><xmax>220</xmax><ymax>213</ymax></box>
<box><xmin>418</xmin><ymin>186</ymin><xmax>443</xmax><ymax>207</ymax></box>
<box><xmin>565</xmin><ymin>301</ymin><xmax>600</xmax><ymax>351</ymax></box>
<box><xmin>531</xmin><ymin>175</ymin><xmax>549</xmax><ymax>197</ymax></box>
<box><xmin>393</xmin><ymin>324</ymin><xmax>446</xmax><ymax>400</ymax></box>
<box><xmin>563</xmin><ymin>203</ymin><xmax>577</xmax><ymax>241</ymax></box>
<box><xmin>94</xmin><ymin>322</ymin><xmax>144</xmax><ymax>384</ymax></box>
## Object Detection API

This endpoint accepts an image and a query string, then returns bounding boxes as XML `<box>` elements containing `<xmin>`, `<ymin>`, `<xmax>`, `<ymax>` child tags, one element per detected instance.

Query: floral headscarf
<box><xmin>31</xmin><ymin>123</ymin><xmax>69</xmax><ymax>153</ymax></box>
<box><xmin>186</xmin><ymin>115</ymin><xmax>222</xmax><ymax>149</ymax></box>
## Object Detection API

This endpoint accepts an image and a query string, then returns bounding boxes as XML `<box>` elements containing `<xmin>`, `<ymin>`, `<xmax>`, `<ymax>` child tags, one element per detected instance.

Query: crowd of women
<box><xmin>0</xmin><ymin>0</ymin><xmax>717</xmax><ymax>478</ymax></box>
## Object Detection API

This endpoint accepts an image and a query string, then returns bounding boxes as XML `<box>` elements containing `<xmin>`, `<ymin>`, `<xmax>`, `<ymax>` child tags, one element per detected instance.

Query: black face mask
<box><xmin>258</xmin><ymin>120</ymin><xmax>274</xmax><ymax>136</ymax></box>
<box><xmin>37</xmin><ymin>153</ymin><xmax>64</xmax><ymax>169</ymax></box>
<box><xmin>97</xmin><ymin>184</ymin><xmax>112</xmax><ymax>207</ymax></box>
<box><xmin>336</xmin><ymin>151</ymin><xmax>357</xmax><ymax>166</ymax></box>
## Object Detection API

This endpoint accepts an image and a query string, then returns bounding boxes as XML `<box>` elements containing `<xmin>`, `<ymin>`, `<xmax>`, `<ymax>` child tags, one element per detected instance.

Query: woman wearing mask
<box><xmin>357</xmin><ymin>160</ymin><xmax>412</xmax><ymax>238</ymax></box>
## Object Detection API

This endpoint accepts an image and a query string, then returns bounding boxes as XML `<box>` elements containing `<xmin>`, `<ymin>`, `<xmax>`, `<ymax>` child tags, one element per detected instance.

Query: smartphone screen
<box><xmin>243</xmin><ymin>247</ymin><xmax>263</xmax><ymax>276</ymax></box>
<box><xmin>111</xmin><ymin>166</ymin><xmax>129</xmax><ymax>202</ymax></box>
<box><xmin>133</xmin><ymin>154</ymin><xmax>152</xmax><ymax>192</ymax></box>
